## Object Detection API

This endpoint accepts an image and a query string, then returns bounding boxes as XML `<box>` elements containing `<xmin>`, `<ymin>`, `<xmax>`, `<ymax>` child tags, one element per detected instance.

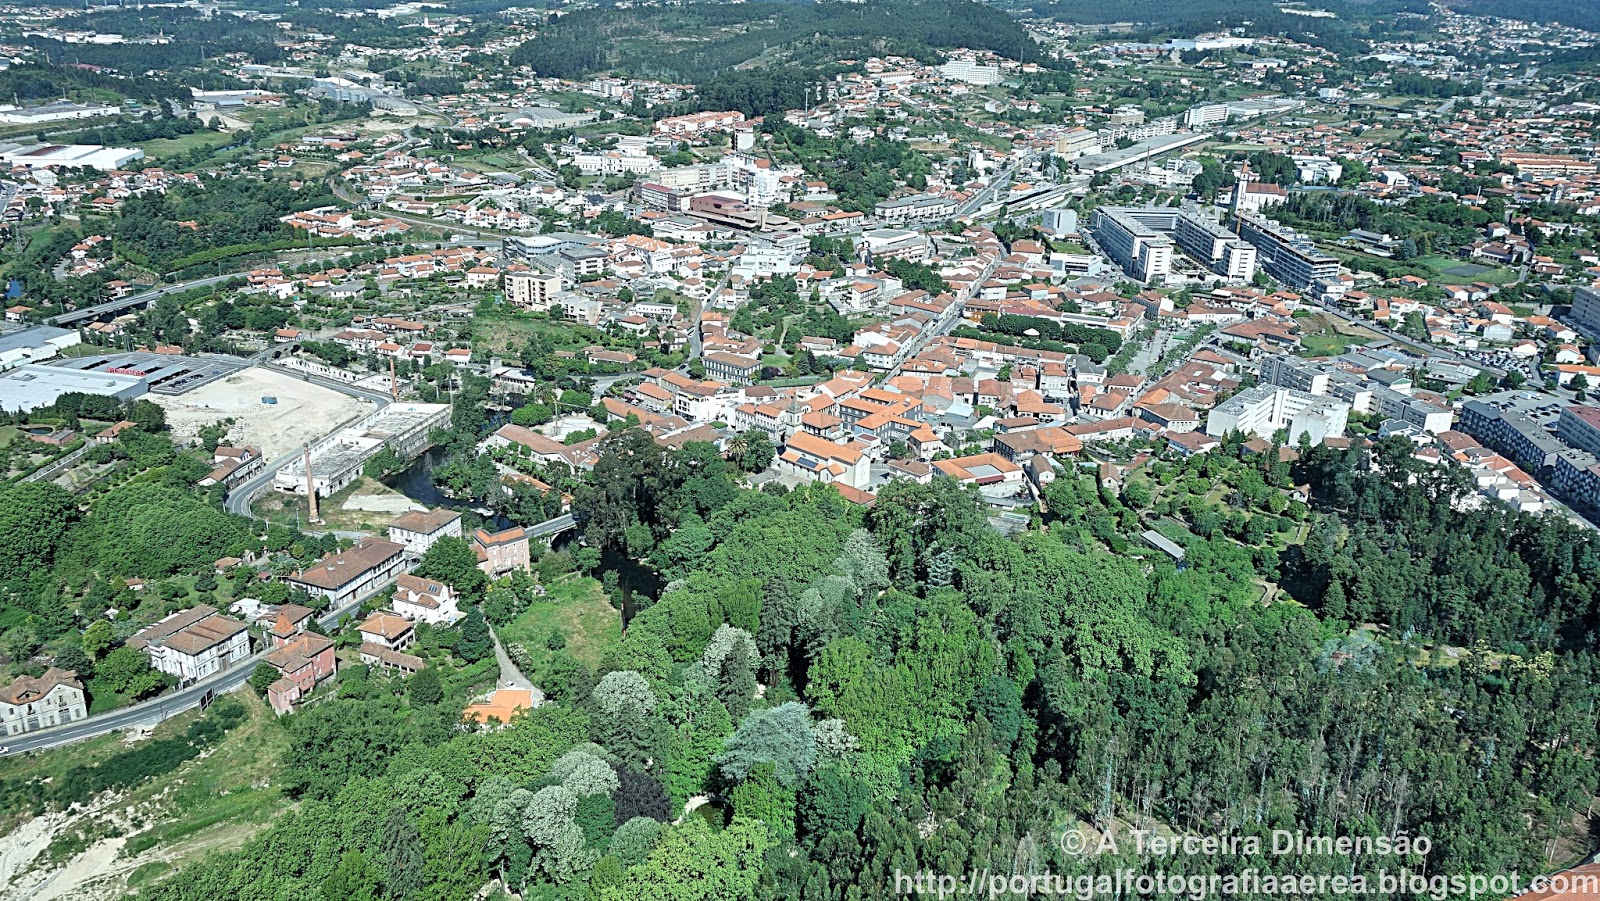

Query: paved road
<box><xmin>0</xmin><ymin>582</ymin><xmax>387</xmax><ymax>756</ymax></box>
<box><xmin>955</xmin><ymin>152</ymin><xmax>1036</xmax><ymax>219</ymax></box>
<box><xmin>527</xmin><ymin>512</ymin><xmax>576</xmax><ymax>540</ymax></box>
<box><xmin>489</xmin><ymin>630</ymin><xmax>544</xmax><ymax>708</ymax></box>
<box><xmin>47</xmin><ymin>239</ymin><xmax>499</xmax><ymax>327</ymax></box>
<box><xmin>222</xmin><ymin>364</ymin><xmax>394</xmax><ymax>519</ymax></box>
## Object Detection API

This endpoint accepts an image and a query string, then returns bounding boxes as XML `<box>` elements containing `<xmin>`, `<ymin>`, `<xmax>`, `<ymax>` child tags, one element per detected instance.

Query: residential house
<box><xmin>283</xmin><ymin>538</ymin><xmax>408</xmax><ymax>607</ymax></box>
<box><xmin>1</xmin><ymin>668</ymin><xmax>86</xmax><ymax>737</ymax></box>
<box><xmin>388</xmin><ymin>508</ymin><xmax>464</xmax><ymax>557</ymax></box>
<box><xmin>261</xmin><ymin>632</ymin><xmax>337</xmax><ymax>715</ymax></box>
<box><xmin>391</xmin><ymin>573</ymin><xmax>462</xmax><ymax>625</ymax></box>
<box><xmin>128</xmin><ymin>606</ymin><xmax>252</xmax><ymax>682</ymax></box>
<box><xmin>473</xmin><ymin>527</ymin><xmax>531</xmax><ymax>576</ymax></box>
<box><xmin>358</xmin><ymin>612</ymin><xmax>426</xmax><ymax>674</ymax></box>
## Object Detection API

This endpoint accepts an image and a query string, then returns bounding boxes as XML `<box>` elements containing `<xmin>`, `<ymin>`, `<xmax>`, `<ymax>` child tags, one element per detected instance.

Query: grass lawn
<box><xmin>0</xmin><ymin>424</ymin><xmax>18</xmax><ymax>445</ymax></box>
<box><xmin>1298</xmin><ymin>330</ymin><xmax>1377</xmax><ymax>357</ymax></box>
<box><xmin>140</xmin><ymin>130</ymin><xmax>234</xmax><ymax>159</ymax></box>
<box><xmin>497</xmin><ymin>574</ymin><xmax>621</xmax><ymax>673</ymax></box>
<box><xmin>1413</xmin><ymin>255</ymin><xmax>1519</xmax><ymax>286</ymax></box>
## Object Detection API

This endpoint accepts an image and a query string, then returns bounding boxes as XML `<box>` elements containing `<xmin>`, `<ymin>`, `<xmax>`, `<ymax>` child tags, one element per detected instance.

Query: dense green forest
<box><xmin>0</xmin><ymin>396</ymin><xmax>345</xmax><ymax>671</ymax></box>
<box><xmin>111</xmin><ymin>424</ymin><xmax>1600</xmax><ymax>901</ymax></box>
<box><xmin>114</xmin><ymin>177</ymin><xmax>342</xmax><ymax>274</ymax></box>
<box><xmin>1442</xmin><ymin>0</ymin><xmax>1600</xmax><ymax>31</ymax></box>
<box><xmin>0</xmin><ymin>63</ymin><xmax>193</xmax><ymax>105</ymax></box>
<box><xmin>509</xmin><ymin>0</ymin><xmax>1043</xmax><ymax>84</ymax></box>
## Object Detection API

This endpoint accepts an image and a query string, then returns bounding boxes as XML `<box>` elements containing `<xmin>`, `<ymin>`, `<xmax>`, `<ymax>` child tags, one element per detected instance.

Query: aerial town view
<box><xmin>0</xmin><ymin>0</ymin><xmax>1599</xmax><ymax>897</ymax></box>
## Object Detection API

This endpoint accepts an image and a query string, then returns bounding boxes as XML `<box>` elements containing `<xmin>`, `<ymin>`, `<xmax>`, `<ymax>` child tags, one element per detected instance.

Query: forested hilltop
<box><xmin>114</xmin><ymin>429</ymin><xmax>1600</xmax><ymax>900</ymax></box>
<box><xmin>510</xmin><ymin>0</ymin><xmax>1044</xmax><ymax>84</ymax></box>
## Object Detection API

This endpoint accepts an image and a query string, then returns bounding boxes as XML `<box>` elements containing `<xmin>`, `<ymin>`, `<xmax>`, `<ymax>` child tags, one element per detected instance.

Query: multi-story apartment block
<box><xmin>1237</xmin><ymin>215</ymin><xmax>1339</xmax><ymax>289</ymax></box>
<box><xmin>1089</xmin><ymin>207</ymin><xmax>1173</xmax><ymax>283</ymax></box>
<box><xmin>1095</xmin><ymin>206</ymin><xmax>1257</xmax><ymax>282</ymax></box>
<box><xmin>1205</xmin><ymin>385</ymin><xmax>1349</xmax><ymax>445</ymax></box>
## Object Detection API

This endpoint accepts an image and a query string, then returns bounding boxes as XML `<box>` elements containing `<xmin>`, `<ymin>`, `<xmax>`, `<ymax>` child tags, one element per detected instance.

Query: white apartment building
<box><xmin>129</xmin><ymin>606</ymin><xmax>252</xmax><ymax>682</ymax></box>
<box><xmin>505</xmin><ymin>269</ymin><xmax>565</xmax><ymax>311</ymax></box>
<box><xmin>1205</xmin><ymin>385</ymin><xmax>1350</xmax><ymax>445</ymax></box>
<box><xmin>939</xmin><ymin>60</ymin><xmax>1002</xmax><ymax>86</ymax></box>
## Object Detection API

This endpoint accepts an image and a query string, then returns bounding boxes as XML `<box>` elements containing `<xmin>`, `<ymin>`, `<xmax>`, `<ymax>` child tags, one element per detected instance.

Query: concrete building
<box><xmin>504</xmin><ymin>269</ymin><xmax>564</xmax><ymax>311</ymax></box>
<box><xmin>1237</xmin><ymin>215</ymin><xmax>1340</xmax><ymax>289</ymax></box>
<box><xmin>939</xmin><ymin>60</ymin><xmax>1002</xmax><ymax>85</ymax></box>
<box><xmin>128</xmin><ymin>606</ymin><xmax>252</xmax><ymax>682</ymax></box>
<box><xmin>1184</xmin><ymin>104</ymin><xmax>1229</xmax><ymax>128</ymax></box>
<box><xmin>1053</xmin><ymin>128</ymin><xmax>1103</xmax><ymax>160</ymax></box>
<box><xmin>1041</xmin><ymin>208</ymin><xmax>1078</xmax><ymax>235</ymax></box>
<box><xmin>274</xmin><ymin>403</ymin><xmax>450</xmax><ymax>497</ymax></box>
<box><xmin>875</xmin><ymin>193</ymin><xmax>956</xmax><ymax>224</ymax></box>
<box><xmin>1</xmin><ymin>668</ymin><xmax>86</xmax><ymax>737</ymax></box>
<box><xmin>1094</xmin><ymin>206</ymin><xmax>1257</xmax><ymax>281</ymax></box>
<box><xmin>1557</xmin><ymin>406</ymin><xmax>1600</xmax><ymax>458</ymax></box>
<box><xmin>1205</xmin><ymin>385</ymin><xmax>1349</xmax><ymax>445</ymax></box>
<box><xmin>1262</xmin><ymin>356</ymin><xmax>1453</xmax><ymax>434</ymax></box>
<box><xmin>0</xmin><ymin>363</ymin><xmax>145</xmax><ymax>413</ymax></box>
<box><xmin>0</xmin><ymin>101</ymin><xmax>119</xmax><ymax>124</ymax></box>
<box><xmin>1571</xmin><ymin>287</ymin><xmax>1600</xmax><ymax>339</ymax></box>
<box><xmin>1088</xmin><ymin>207</ymin><xmax>1173</xmax><ymax>283</ymax></box>
<box><xmin>0</xmin><ymin>326</ymin><xmax>81</xmax><ymax>371</ymax></box>
<box><xmin>0</xmin><ymin>142</ymin><xmax>143</xmax><ymax>172</ymax></box>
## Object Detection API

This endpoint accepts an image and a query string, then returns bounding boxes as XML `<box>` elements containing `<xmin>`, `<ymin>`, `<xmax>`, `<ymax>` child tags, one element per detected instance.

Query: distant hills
<box><xmin>1440</xmin><ymin>0</ymin><xmax>1600</xmax><ymax>31</ymax></box>
<box><xmin>508</xmin><ymin>0</ymin><xmax>1044</xmax><ymax>84</ymax></box>
<box><xmin>1022</xmin><ymin>0</ymin><xmax>1598</xmax><ymax>38</ymax></box>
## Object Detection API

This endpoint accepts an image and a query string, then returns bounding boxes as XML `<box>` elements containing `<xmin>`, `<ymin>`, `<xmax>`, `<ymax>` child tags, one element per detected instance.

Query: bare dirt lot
<box><xmin>154</xmin><ymin>368</ymin><xmax>370</xmax><ymax>459</ymax></box>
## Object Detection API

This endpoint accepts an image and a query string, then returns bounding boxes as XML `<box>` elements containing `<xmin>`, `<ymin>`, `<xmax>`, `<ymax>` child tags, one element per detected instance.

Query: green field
<box><xmin>1413</xmin><ymin>255</ymin><xmax>1520</xmax><ymax>286</ymax></box>
<box><xmin>1298</xmin><ymin>330</ymin><xmax>1377</xmax><ymax>358</ymax></box>
<box><xmin>497</xmin><ymin>574</ymin><xmax>621</xmax><ymax>673</ymax></box>
<box><xmin>139</xmin><ymin>130</ymin><xmax>235</xmax><ymax>159</ymax></box>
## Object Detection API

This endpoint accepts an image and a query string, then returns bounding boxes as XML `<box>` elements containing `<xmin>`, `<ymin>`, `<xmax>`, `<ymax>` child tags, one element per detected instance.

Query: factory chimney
<box><xmin>303</xmin><ymin>443</ymin><xmax>320</xmax><ymax>523</ymax></box>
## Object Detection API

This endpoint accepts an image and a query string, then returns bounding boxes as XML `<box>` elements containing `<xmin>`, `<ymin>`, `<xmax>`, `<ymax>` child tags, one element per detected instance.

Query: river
<box><xmin>382</xmin><ymin>446</ymin><xmax>514</xmax><ymax>531</ymax></box>
<box><xmin>383</xmin><ymin>446</ymin><xmax>663</xmax><ymax>619</ymax></box>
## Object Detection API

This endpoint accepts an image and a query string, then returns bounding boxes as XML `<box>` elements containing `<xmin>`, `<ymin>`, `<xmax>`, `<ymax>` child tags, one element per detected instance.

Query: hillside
<box><xmin>509</xmin><ymin>0</ymin><xmax>1044</xmax><ymax>85</ymax></box>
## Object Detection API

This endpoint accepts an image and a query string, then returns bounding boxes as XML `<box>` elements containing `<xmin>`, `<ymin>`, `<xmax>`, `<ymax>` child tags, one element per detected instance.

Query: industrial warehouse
<box><xmin>273</xmin><ymin>402</ymin><xmax>450</xmax><ymax>498</ymax></box>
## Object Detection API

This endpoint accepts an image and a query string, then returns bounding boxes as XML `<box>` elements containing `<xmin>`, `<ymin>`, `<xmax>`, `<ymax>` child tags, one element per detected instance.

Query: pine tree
<box><xmin>379</xmin><ymin>807</ymin><xmax>424</xmax><ymax>901</ymax></box>
<box><xmin>457</xmin><ymin>606</ymin><xmax>492</xmax><ymax>663</ymax></box>
<box><xmin>717</xmin><ymin>648</ymin><xmax>757</xmax><ymax>721</ymax></box>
